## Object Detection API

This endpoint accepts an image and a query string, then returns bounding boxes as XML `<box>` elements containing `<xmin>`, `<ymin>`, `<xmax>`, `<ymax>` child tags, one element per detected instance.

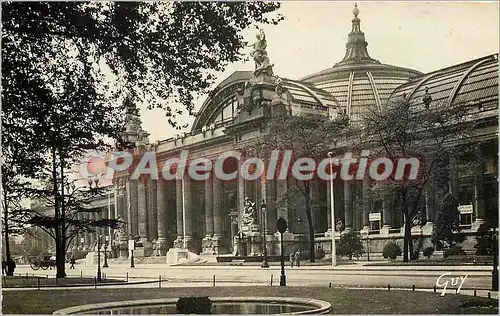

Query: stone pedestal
<box><xmin>118</xmin><ymin>238</ymin><xmax>129</xmax><ymax>258</ymax></box>
<box><xmin>246</xmin><ymin>232</ymin><xmax>262</xmax><ymax>256</ymax></box>
<box><xmin>212</xmin><ymin>235</ymin><xmax>227</xmax><ymax>255</ymax></box>
<box><xmin>380</xmin><ymin>225</ymin><xmax>391</xmax><ymax>236</ymax></box>
<box><xmin>411</xmin><ymin>226</ymin><xmax>423</xmax><ymax>236</ymax></box>
<box><xmin>202</xmin><ymin>235</ymin><xmax>214</xmax><ymax>254</ymax></box>
<box><xmin>134</xmin><ymin>240</ymin><xmax>153</xmax><ymax>257</ymax></box>
<box><xmin>85</xmin><ymin>251</ymin><xmax>97</xmax><ymax>265</ymax></box>
<box><xmin>166</xmin><ymin>248</ymin><xmax>188</xmax><ymax>265</ymax></box>
<box><xmin>471</xmin><ymin>219</ymin><xmax>486</xmax><ymax>231</ymax></box>
<box><xmin>422</xmin><ymin>222</ymin><xmax>434</xmax><ymax>235</ymax></box>
<box><xmin>275</xmin><ymin>231</ymin><xmax>295</xmax><ymax>256</ymax></box>
<box><xmin>156</xmin><ymin>238</ymin><xmax>168</xmax><ymax>256</ymax></box>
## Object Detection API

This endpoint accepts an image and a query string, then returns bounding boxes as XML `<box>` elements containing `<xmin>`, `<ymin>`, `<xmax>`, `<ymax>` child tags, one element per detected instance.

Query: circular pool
<box><xmin>53</xmin><ymin>297</ymin><xmax>331</xmax><ymax>314</ymax></box>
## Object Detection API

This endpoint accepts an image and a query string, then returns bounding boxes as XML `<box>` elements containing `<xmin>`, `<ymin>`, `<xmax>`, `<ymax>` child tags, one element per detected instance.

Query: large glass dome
<box><xmin>301</xmin><ymin>4</ymin><xmax>422</xmax><ymax>121</ymax></box>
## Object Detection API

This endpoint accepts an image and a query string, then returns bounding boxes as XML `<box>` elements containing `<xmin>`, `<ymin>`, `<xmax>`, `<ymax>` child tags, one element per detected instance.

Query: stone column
<box><xmin>212</xmin><ymin>175</ymin><xmax>225</xmax><ymax>253</ymax></box>
<box><xmin>174</xmin><ymin>178</ymin><xmax>184</xmax><ymax>248</ymax></box>
<box><xmin>449</xmin><ymin>155</ymin><xmax>459</xmax><ymax>199</ymax></box>
<box><xmin>343</xmin><ymin>181</ymin><xmax>353</xmax><ymax>231</ymax></box>
<box><xmin>126</xmin><ymin>179</ymin><xmax>139</xmax><ymax>238</ymax></box>
<box><xmin>472</xmin><ymin>145</ymin><xmax>485</xmax><ymax>229</ymax></box>
<box><xmin>156</xmin><ymin>178</ymin><xmax>168</xmax><ymax>255</ymax></box>
<box><xmin>203</xmin><ymin>174</ymin><xmax>214</xmax><ymax>253</ymax></box>
<box><xmin>380</xmin><ymin>198</ymin><xmax>393</xmax><ymax>235</ymax></box>
<box><xmin>89</xmin><ymin>212</ymin><xmax>96</xmax><ymax>248</ymax></box>
<box><xmin>84</xmin><ymin>213</ymin><xmax>91</xmax><ymax>249</ymax></box>
<box><xmin>361</xmin><ymin>174</ymin><xmax>371</xmax><ymax>232</ymax></box>
<box><xmin>262</xmin><ymin>177</ymin><xmax>277</xmax><ymax>233</ymax></box>
<box><xmin>276</xmin><ymin>179</ymin><xmax>289</xmax><ymax>225</ymax></box>
<box><xmin>148</xmin><ymin>180</ymin><xmax>158</xmax><ymax>241</ymax></box>
<box><xmin>310</xmin><ymin>180</ymin><xmax>322</xmax><ymax>233</ymax></box>
<box><xmin>137</xmin><ymin>180</ymin><xmax>148</xmax><ymax>242</ymax></box>
<box><xmin>182</xmin><ymin>171</ymin><xmax>194</xmax><ymax>251</ymax></box>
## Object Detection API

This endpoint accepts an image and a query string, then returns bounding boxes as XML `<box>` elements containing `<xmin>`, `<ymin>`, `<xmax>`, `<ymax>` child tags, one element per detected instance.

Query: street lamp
<box><xmin>97</xmin><ymin>235</ymin><xmax>102</xmax><ymax>281</ymax></box>
<box><xmin>492</xmin><ymin>230</ymin><xmax>498</xmax><ymax>291</ymax></box>
<box><xmin>129</xmin><ymin>237</ymin><xmax>135</xmax><ymax>268</ymax></box>
<box><xmin>103</xmin><ymin>236</ymin><xmax>109</xmax><ymax>268</ymax></box>
<box><xmin>327</xmin><ymin>152</ymin><xmax>337</xmax><ymax>266</ymax></box>
<box><xmin>261</xmin><ymin>200</ymin><xmax>269</xmax><ymax>268</ymax></box>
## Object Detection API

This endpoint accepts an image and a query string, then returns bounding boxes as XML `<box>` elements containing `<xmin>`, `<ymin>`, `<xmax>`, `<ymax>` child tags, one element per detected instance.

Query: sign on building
<box><xmin>458</xmin><ymin>205</ymin><xmax>473</xmax><ymax>214</ymax></box>
<box><xmin>369</xmin><ymin>212</ymin><xmax>381</xmax><ymax>221</ymax></box>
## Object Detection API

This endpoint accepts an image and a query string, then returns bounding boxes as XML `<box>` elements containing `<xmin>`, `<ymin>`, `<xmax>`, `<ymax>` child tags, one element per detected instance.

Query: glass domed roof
<box><xmin>301</xmin><ymin>4</ymin><xmax>423</xmax><ymax>121</ymax></box>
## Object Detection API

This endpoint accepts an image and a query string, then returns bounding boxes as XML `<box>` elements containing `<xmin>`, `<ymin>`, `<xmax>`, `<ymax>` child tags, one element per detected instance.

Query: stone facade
<box><xmin>67</xmin><ymin>5</ymin><xmax>498</xmax><ymax>260</ymax></box>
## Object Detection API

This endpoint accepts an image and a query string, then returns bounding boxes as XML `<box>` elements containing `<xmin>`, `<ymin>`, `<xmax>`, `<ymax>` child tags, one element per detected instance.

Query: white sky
<box><xmin>139</xmin><ymin>1</ymin><xmax>499</xmax><ymax>142</ymax></box>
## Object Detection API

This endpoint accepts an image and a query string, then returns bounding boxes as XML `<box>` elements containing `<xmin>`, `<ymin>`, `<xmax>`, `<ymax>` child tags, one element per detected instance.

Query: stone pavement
<box><xmin>11</xmin><ymin>262</ymin><xmax>496</xmax><ymax>294</ymax></box>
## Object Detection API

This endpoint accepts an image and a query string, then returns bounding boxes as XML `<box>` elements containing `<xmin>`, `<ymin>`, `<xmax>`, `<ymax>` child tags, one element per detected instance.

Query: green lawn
<box><xmin>1</xmin><ymin>276</ymin><xmax>124</xmax><ymax>288</ymax></box>
<box><xmin>2</xmin><ymin>286</ymin><xmax>498</xmax><ymax>314</ymax></box>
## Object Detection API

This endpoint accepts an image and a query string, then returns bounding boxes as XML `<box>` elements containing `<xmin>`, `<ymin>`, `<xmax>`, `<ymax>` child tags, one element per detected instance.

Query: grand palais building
<box><xmin>34</xmin><ymin>5</ymin><xmax>498</xmax><ymax>261</ymax></box>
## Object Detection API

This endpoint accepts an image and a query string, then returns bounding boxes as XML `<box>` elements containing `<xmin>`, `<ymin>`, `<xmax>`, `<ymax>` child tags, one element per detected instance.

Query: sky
<box><xmin>139</xmin><ymin>1</ymin><xmax>499</xmax><ymax>143</ymax></box>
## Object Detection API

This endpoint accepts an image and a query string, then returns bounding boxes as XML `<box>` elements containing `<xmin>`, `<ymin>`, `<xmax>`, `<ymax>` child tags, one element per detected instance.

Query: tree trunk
<box><xmin>402</xmin><ymin>189</ymin><xmax>409</xmax><ymax>262</ymax></box>
<box><xmin>56</xmin><ymin>149</ymin><xmax>66</xmax><ymax>278</ymax></box>
<box><xmin>304</xmin><ymin>191</ymin><xmax>315</xmax><ymax>263</ymax></box>
<box><xmin>408</xmin><ymin>219</ymin><xmax>414</xmax><ymax>260</ymax></box>
<box><xmin>3</xmin><ymin>194</ymin><xmax>14</xmax><ymax>276</ymax></box>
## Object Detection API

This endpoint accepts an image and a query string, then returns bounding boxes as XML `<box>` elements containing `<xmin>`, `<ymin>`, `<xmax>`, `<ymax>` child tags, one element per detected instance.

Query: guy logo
<box><xmin>435</xmin><ymin>272</ymin><xmax>468</xmax><ymax>296</ymax></box>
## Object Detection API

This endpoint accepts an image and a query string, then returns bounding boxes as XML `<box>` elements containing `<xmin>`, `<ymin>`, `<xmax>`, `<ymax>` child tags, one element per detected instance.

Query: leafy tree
<box><xmin>357</xmin><ymin>98</ymin><xmax>476</xmax><ymax>262</ymax></box>
<box><xmin>2</xmin><ymin>1</ymin><xmax>283</xmax><ymax>277</ymax></box>
<box><xmin>383</xmin><ymin>242</ymin><xmax>402</xmax><ymax>260</ymax></box>
<box><xmin>423</xmin><ymin>246</ymin><xmax>434</xmax><ymax>259</ymax></box>
<box><xmin>2</xmin><ymin>2</ymin><xmax>283</xmax><ymax>127</ymax></box>
<box><xmin>337</xmin><ymin>230</ymin><xmax>364</xmax><ymax>260</ymax></box>
<box><xmin>256</xmin><ymin>114</ymin><xmax>348</xmax><ymax>262</ymax></box>
<box><xmin>431</xmin><ymin>193</ymin><xmax>465</xmax><ymax>250</ymax></box>
<box><xmin>474</xmin><ymin>223</ymin><xmax>498</xmax><ymax>256</ymax></box>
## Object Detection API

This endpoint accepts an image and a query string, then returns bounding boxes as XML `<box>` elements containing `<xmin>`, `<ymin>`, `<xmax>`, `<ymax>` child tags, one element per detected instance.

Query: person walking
<box><xmin>289</xmin><ymin>251</ymin><xmax>295</xmax><ymax>268</ymax></box>
<box><xmin>294</xmin><ymin>249</ymin><xmax>301</xmax><ymax>267</ymax></box>
<box><xmin>69</xmin><ymin>248</ymin><xmax>76</xmax><ymax>269</ymax></box>
<box><xmin>1</xmin><ymin>260</ymin><xmax>7</xmax><ymax>275</ymax></box>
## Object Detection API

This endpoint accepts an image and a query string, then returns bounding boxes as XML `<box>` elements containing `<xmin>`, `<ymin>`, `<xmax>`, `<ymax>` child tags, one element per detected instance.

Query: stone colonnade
<box><xmin>77</xmin><ymin>144</ymin><xmax>490</xmax><ymax>257</ymax></box>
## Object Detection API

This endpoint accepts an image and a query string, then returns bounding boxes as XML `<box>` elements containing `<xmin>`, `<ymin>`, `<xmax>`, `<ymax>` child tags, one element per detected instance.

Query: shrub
<box><xmin>176</xmin><ymin>296</ymin><xmax>212</xmax><ymax>314</ymax></box>
<box><xmin>382</xmin><ymin>242</ymin><xmax>401</xmax><ymax>260</ymax></box>
<box><xmin>443</xmin><ymin>245</ymin><xmax>466</xmax><ymax>258</ymax></box>
<box><xmin>423</xmin><ymin>247</ymin><xmax>434</xmax><ymax>259</ymax></box>
<box><xmin>474</xmin><ymin>224</ymin><xmax>497</xmax><ymax>256</ymax></box>
<box><xmin>337</xmin><ymin>230</ymin><xmax>364</xmax><ymax>260</ymax></box>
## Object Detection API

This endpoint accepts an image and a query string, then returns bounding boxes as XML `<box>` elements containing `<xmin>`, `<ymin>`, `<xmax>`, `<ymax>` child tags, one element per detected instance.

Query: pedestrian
<box><xmin>289</xmin><ymin>252</ymin><xmax>295</xmax><ymax>268</ymax></box>
<box><xmin>7</xmin><ymin>259</ymin><xmax>16</xmax><ymax>275</ymax></box>
<box><xmin>70</xmin><ymin>248</ymin><xmax>76</xmax><ymax>269</ymax></box>
<box><xmin>1</xmin><ymin>260</ymin><xmax>7</xmax><ymax>275</ymax></box>
<box><xmin>294</xmin><ymin>249</ymin><xmax>301</xmax><ymax>267</ymax></box>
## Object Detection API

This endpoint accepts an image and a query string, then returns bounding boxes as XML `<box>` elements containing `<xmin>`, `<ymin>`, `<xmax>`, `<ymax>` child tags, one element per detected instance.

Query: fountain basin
<box><xmin>53</xmin><ymin>296</ymin><xmax>331</xmax><ymax>314</ymax></box>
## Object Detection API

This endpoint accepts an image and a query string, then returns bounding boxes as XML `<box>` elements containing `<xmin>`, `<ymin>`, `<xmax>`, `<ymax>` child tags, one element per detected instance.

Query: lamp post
<box><xmin>277</xmin><ymin>218</ymin><xmax>288</xmax><ymax>286</ymax></box>
<box><xmin>97</xmin><ymin>235</ymin><xmax>102</xmax><ymax>281</ymax></box>
<box><xmin>296</xmin><ymin>217</ymin><xmax>302</xmax><ymax>254</ymax></box>
<box><xmin>261</xmin><ymin>200</ymin><xmax>269</xmax><ymax>268</ymax></box>
<box><xmin>129</xmin><ymin>237</ymin><xmax>135</xmax><ymax>268</ymax></box>
<box><xmin>103</xmin><ymin>236</ymin><xmax>109</xmax><ymax>268</ymax></box>
<box><xmin>327</xmin><ymin>152</ymin><xmax>337</xmax><ymax>266</ymax></box>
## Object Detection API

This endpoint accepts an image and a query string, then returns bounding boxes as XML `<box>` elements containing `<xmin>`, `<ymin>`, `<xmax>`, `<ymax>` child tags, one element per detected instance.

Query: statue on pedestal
<box><xmin>242</xmin><ymin>197</ymin><xmax>257</xmax><ymax>225</ymax></box>
<box><xmin>248</xmin><ymin>28</ymin><xmax>274</xmax><ymax>77</ymax></box>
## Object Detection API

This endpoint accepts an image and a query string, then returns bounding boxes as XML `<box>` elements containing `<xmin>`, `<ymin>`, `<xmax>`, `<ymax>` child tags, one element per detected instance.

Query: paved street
<box><xmin>13</xmin><ymin>262</ymin><xmax>495</xmax><ymax>291</ymax></box>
